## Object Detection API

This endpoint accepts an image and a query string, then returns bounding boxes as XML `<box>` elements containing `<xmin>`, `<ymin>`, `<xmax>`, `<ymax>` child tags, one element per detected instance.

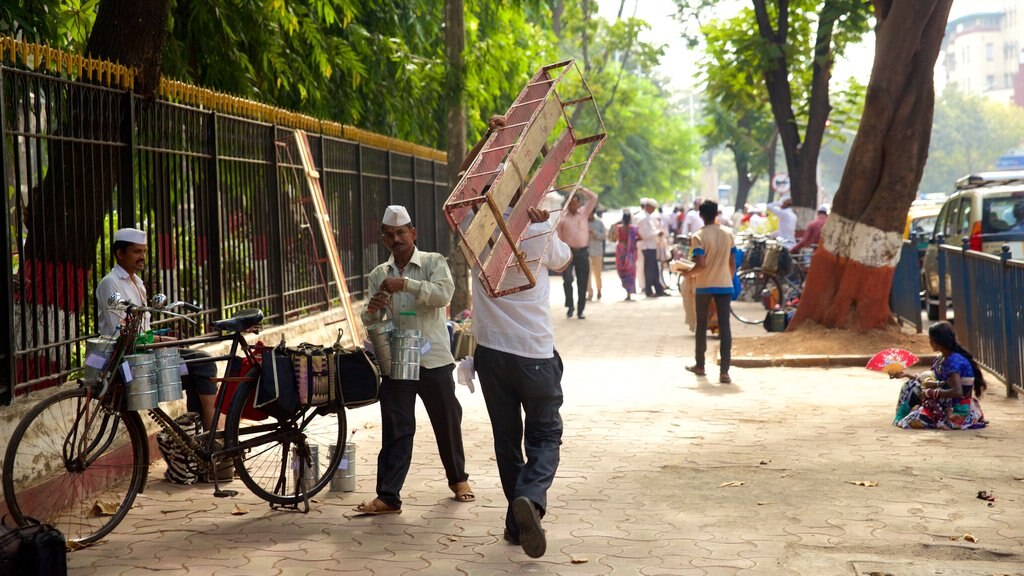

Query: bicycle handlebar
<box><xmin>106</xmin><ymin>292</ymin><xmax>199</xmax><ymax>325</ymax></box>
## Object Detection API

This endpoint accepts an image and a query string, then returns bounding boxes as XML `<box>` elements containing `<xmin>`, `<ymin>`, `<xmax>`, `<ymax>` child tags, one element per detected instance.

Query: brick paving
<box><xmin>69</xmin><ymin>270</ymin><xmax>1024</xmax><ymax>575</ymax></box>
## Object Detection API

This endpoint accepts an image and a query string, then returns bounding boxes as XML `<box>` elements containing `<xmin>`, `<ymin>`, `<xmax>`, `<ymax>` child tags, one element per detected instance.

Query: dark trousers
<box><xmin>376</xmin><ymin>364</ymin><xmax>467</xmax><ymax>509</ymax></box>
<box><xmin>181</xmin><ymin>349</ymin><xmax>217</xmax><ymax>414</ymax></box>
<box><xmin>562</xmin><ymin>247</ymin><xmax>590</xmax><ymax>315</ymax></box>
<box><xmin>642</xmin><ymin>248</ymin><xmax>665</xmax><ymax>296</ymax></box>
<box><xmin>695</xmin><ymin>292</ymin><xmax>732</xmax><ymax>373</ymax></box>
<box><xmin>474</xmin><ymin>345</ymin><xmax>563</xmax><ymax>538</ymax></box>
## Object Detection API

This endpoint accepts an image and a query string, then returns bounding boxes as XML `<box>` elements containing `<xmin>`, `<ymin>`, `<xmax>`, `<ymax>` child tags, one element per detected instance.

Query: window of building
<box><xmin>987</xmin><ymin>43</ymin><xmax>995</xmax><ymax>61</ymax></box>
<box><xmin>987</xmin><ymin>74</ymin><xmax>995</xmax><ymax>90</ymax></box>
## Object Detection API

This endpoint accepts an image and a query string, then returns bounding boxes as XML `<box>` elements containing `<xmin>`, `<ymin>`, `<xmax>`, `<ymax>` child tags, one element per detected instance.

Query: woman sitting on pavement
<box><xmin>891</xmin><ymin>322</ymin><xmax>987</xmax><ymax>430</ymax></box>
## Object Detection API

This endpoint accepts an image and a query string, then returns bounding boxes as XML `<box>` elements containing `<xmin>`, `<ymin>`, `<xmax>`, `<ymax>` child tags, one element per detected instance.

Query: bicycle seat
<box><xmin>212</xmin><ymin>308</ymin><xmax>264</xmax><ymax>332</ymax></box>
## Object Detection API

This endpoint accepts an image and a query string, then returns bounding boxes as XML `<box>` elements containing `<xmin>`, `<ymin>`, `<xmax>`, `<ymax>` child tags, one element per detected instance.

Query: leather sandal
<box><xmin>450</xmin><ymin>481</ymin><xmax>475</xmax><ymax>502</ymax></box>
<box><xmin>685</xmin><ymin>365</ymin><xmax>706</xmax><ymax>376</ymax></box>
<box><xmin>352</xmin><ymin>498</ymin><xmax>401</xmax><ymax>515</ymax></box>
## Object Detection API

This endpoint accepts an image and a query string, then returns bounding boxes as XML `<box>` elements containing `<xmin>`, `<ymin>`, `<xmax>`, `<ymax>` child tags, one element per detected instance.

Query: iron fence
<box><xmin>889</xmin><ymin>240</ymin><xmax>923</xmax><ymax>334</ymax></box>
<box><xmin>2</xmin><ymin>64</ymin><xmax>449</xmax><ymax>404</ymax></box>
<box><xmin>938</xmin><ymin>242</ymin><xmax>1024</xmax><ymax>397</ymax></box>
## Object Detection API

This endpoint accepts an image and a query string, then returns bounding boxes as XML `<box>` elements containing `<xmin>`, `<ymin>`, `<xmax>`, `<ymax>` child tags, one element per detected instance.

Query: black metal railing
<box><xmin>937</xmin><ymin>241</ymin><xmax>1024</xmax><ymax>398</ymax></box>
<box><xmin>889</xmin><ymin>240</ymin><xmax>923</xmax><ymax>334</ymax></box>
<box><xmin>1</xmin><ymin>64</ymin><xmax>449</xmax><ymax>404</ymax></box>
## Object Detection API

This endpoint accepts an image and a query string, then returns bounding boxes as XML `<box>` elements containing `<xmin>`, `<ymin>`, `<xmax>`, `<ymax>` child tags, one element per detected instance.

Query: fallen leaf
<box><xmin>570</xmin><ymin>556</ymin><xmax>588</xmax><ymax>564</ymax></box>
<box><xmin>847</xmin><ymin>480</ymin><xmax>879</xmax><ymax>487</ymax></box>
<box><xmin>976</xmin><ymin>490</ymin><xmax>996</xmax><ymax>502</ymax></box>
<box><xmin>759</xmin><ymin>460</ymin><xmax>769</xmax><ymax>465</ymax></box>
<box><xmin>757</xmin><ymin>502</ymin><xmax>771</xmax><ymax>506</ymax></box>
<box><xmin>719</xmin><ymin>481</ymin><xmax>745</xmax><ymax>488</ymax></box>
<box><xmin>231</xmin><ymin>504</ymin><xmax>249</xmax><ymax>516</ymax></box>
<box><xmin>963</xmin><ymin>533</ymin><xmax>977</xmax><ymax>543</ymax></box>
<box><xmin>90</xmin><ymin>501</ymin><xmax>120</xmax><ymax>516</ymax></box>
<box><xmin>446</xmin><ymin>536</ymin><xmax>459</xmax><ymax>542</ymax></box>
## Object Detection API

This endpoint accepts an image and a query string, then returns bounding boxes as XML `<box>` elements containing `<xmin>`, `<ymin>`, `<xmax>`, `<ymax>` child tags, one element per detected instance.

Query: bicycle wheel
<box><xmin>2</xmin><ymin>386</ymin><xmax>148</xmax><ymax>545</ymax></box>
<box><xmin>731</xmin><ymin>268</ymin><xmax>784</xmax><ymax>325</ymax></box>
<box><xmin>224</xmin><ymin>374</ymin><xmax>346</xmax><ymax>506</ymax></box>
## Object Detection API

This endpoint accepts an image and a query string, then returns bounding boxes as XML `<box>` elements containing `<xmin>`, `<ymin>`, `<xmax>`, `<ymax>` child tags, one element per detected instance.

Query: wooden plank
<box><xmin>294</xmin><ymin>130</ymin><xmax>364</xmax><ymax>345</ymax></box>
<box><xmin>462</xmin><ymin>96</ymin><xmax>563</xmax><ymax>256</ymax></box>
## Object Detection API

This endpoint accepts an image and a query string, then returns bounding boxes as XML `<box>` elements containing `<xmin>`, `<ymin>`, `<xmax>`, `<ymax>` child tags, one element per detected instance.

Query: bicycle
<box><xmin>2</xmin><ymin>293</ymin><xmax>346</xmax><ymax>546</ymax></box>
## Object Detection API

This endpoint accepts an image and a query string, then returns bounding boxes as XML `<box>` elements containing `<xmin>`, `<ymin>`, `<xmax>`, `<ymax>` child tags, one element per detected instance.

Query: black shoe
<box><xmin>512</xmin><ymin>496</ymin><xmax>546</xmax><ymax>558</ymax></box>
<box><xmin>503</xmin><ymin>529</ymin><xmax>520</xmax><ymax>545</ymax></box>
<box><xmin>577</xmin><ymin>313</ymin><xmax>586</xmax><ymax>320</ymax></box>
<box><xmin>566</xmin><ymin>308</ymin><xmax>574</xmax><ymax>318</ymax></box>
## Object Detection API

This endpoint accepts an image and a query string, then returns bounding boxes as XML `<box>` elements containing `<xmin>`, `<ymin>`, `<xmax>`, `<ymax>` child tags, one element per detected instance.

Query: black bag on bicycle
<box><xmin>331</xmin><ymin>347</ymin><xmax>382</xmax><ymax>409</ymax></box>
<box><xmin>255</xmin><ymin>344</ymin><xmax>300</xmax><ymax>420</ymax></box>
<box><xmin>0</xmin><ymin>516</ymin><xmax>67</xmax><ymax>576</ymax></box>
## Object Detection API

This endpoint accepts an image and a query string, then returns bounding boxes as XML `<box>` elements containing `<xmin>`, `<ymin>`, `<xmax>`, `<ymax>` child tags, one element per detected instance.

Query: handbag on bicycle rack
<box><xmin>288</xmin><ymin>343</ymin><xmax>331</xmax><ymax>407</ymax></box>
<box><xmin>254</xmin><ymin>343</ymin><xmax>300</xmax><ymax>420</ymax></box>
<box><xmin>330</xmin><ymin>347</ymin><xmax>382</xmax><ymax>409</ymax></box>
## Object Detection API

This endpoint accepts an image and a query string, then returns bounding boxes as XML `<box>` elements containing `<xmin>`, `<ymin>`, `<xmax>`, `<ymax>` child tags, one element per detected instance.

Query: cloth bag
<box><xmin>331</xmin><ymin>347</ymin><xmax>382</xmax><ymax>409</ymax></box>
<box><xmin>0</xmin><ymin>516</ymin><xmax>67</xmax><ymax>576</ymax></box>
<box><xmin>255</xmin><ymin>344</ymin><xmax>300</xmax><ymax>419</ymax></box>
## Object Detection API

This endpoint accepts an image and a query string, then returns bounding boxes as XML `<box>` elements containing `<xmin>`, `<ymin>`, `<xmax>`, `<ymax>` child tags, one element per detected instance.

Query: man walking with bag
<box><xmin>354</xmin><ymin>205</ymin><xmax>473</xmax><ymax>515</ymax></box>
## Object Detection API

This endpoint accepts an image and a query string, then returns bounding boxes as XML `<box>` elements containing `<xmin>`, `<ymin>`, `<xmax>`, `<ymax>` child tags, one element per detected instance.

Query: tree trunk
<box><xmin>791</xmin><ymin>0</ymin><xmax>952</xmax><ymax>331</ymax></box>
<box><xmin>733</xmin><ymin>151</ymin><xmax>754</xmax><ymax>210</ymax></box>
<box><xmin>752</xmin><ymin>0</ymin><xmax>834</xmax><ymax>213</ymax></box>
<box><xmin>444</xmin><ymin>0</ymin><xmax>470</xmax><ymax>318</ymax></box>
<box><xmin>16</xmin><ymin>0</ymin><xmax>171</xmax><ymax>389</ymax></box>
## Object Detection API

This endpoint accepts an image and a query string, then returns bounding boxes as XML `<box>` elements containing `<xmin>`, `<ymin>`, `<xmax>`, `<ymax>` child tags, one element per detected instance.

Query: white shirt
<box><xmin>637</xmin><ymin>210</ymin><xmax>664</xmax><ymax>250</ymax></box>
<box><xmin>472</xmin><ymin>219</ymin><xmax>571</xmax><ymax>359</ymax></box>
<box><xmin>767</xmin><ymin>202</ymin><xmax>797</xmax><ymax>244</ymax></box>
<box><xmin>95</xmin><ymin>264</ymin><xmax>150</xmax><ymax>337</ymax></box>
<box><xmin>682</xmin><ymin>210</ymin><xmax>704</xmax><ymax>235</ymax></box>
<box><xmin>361</xmin><ymin>248</ymin><xmax>456</xmax><ymax>369</ymax></box>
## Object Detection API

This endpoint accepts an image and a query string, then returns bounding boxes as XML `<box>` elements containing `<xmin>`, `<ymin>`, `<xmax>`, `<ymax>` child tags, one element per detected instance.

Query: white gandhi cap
<box><xmin>382</xmin><ymin>205</ymin><xmax>411</xmax><ymax>227</ymax></box>
<box><xmin>113</xmin><ymin>227</ymin><xmax>147</xmax><ymax>245</ymax></box>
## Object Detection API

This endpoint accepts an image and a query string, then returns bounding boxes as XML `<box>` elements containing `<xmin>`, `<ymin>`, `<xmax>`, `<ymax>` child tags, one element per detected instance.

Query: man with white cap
<box><xmin>767</xmin><ymin>195</ymin><xmax>798</xmax><ymax>246</ymax></box>
<box><xmin>354</xmin><ymin>205</ymin><xmax>473</xmax><ymax>515</ymax></box>
<box><xmin>637</xmin><ymin>198</ymin><xmax>667</xmax><ymax>297</ymax></box>
<box><xmin>95</xmin><ymin>228</ymin><xmax>219</xmax><ymax>430</ymax></box>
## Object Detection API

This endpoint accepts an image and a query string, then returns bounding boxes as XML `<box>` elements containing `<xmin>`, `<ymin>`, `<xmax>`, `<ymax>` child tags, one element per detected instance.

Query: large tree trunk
<box><xmin>733</xmin><ymin>152</ymin><xmax>755</xmax><ymax>210</ymax></box>
<box><xmin>791</xmin><ymin>0</ymin><xmax>952</xmax><ymax>331</ymax></box>
<box><xmin>16</xmin><ymin>0</ymin><xmax>170</xmax><ymax>389</ymax></box>
<box><xmin>445</xmin><ymin>0</ymin><xmax>470</xmax><ymax>318</ymax></box>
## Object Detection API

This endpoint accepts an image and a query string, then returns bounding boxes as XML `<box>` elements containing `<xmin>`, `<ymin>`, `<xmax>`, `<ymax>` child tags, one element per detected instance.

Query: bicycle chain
<box><xmin>147</xmin><ymin>410</ymin><xmax>213</xmax><ymax>476</ymax></box>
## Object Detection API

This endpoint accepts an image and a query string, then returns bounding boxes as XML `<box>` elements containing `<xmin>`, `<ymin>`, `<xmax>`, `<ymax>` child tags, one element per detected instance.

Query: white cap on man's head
<box><xmin>113</xmin><ymin>227</ymin><xmax>147</xmax><ymax>245</ymax></box>
<box><xmin>382</xmin><ymin>205</ymin><xmax>411</xmax><ymax>227</ymax></box>
<box><xmin>639</xmin><ymin>197</ymin><xmax>650</xmax><ymax>207</ymax></box>
<box><xmin>646</xmin><ymin>198</ymin><xmax>659</xmax><ymax>209</ymax></box>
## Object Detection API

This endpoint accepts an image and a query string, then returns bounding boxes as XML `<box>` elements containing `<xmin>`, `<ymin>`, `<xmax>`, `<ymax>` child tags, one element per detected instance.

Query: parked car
<box><xmin>904</xmin><ymin>201</ymin><xmax>943</xmax><ymax>264</ymax></box>
<box><xmin>921</xmin><ymin>171</ymin><xmax>1024</xmax><ymax>319</ymax></box>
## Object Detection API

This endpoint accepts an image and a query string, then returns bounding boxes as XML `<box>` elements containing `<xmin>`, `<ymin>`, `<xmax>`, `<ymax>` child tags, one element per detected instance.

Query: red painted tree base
<box><xmin>789</xmin><ymin>248</ymin><xmax>896</xmax><ymax>332</ymax></box>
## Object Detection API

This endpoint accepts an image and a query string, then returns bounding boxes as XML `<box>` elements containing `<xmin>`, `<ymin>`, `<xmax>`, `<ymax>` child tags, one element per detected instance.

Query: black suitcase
<box><xmin>0</xmin><ymin>516</ymin><xmax>67</xmax><ymax>576</ymax></box>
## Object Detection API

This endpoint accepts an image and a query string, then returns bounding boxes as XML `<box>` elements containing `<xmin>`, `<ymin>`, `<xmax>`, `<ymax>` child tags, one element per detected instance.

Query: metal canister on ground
<box><xmin>123</xmin><ymin>353</ymin><xmax>159</xmax><ymax>411</ymax></box>
<box><xmin>769</xmin><ymin>309</ymin><xmax>788</xmax><ymax>332</ymax></box>
<box><xmin>154</xmin><ymin>347</ymin><xmax>183</xmax><ymax>403</ymax></box>
<box><xmin>291</xmin><ymin>444</ymin><xmax>320</xmax><ymax>494</ymax></box>
<box><xmin>366</xmin><ymin>320</ymin><xmax>393</xmax><ymax>377</ymax></box>
<box><xmin>390</xmin><ymin>329</ymin><xmax>421</xmax><ymax>381</ymax></box>
<box><xmin>329</xmin><ymin>442</ymin><xmax>356</xmax><ymax>492</ymax></box>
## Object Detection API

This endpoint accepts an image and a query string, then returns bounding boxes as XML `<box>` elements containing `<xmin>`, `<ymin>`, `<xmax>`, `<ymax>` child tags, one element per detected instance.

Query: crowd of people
<box><xmin>92</xmin><ymin>118</ymin><xmax>990</xmax><ymax>563</ymax></box>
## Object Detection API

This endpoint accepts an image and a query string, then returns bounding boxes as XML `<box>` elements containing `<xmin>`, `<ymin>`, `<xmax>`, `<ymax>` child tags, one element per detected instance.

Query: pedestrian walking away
<box><xmin>637</xmin><ymin>198</ymin><xmax>667</xmax><ymax>297</ymax></box>
<box><xmin>354</xmin><ymin>205</ymin><xmax>473</xmax><ymax>515</ymax></box>
<box><xmin>586</xmin><ymin>210</ymin><xmax>606</xmax><ymax>301</ymax></box>
<box><xmin>471</xmin><ymin>200</ymin><xmax>572</xmax><ymax>558</ymax></box>
<box><xmin>556</xmin><ymin>187</ymin><xmax>598</xmax><ymax>318</ymax></box>
<box><xmin>682</xmin><ymin>200</ymin><xmax>737</xmax><ymax>384</ymax></box>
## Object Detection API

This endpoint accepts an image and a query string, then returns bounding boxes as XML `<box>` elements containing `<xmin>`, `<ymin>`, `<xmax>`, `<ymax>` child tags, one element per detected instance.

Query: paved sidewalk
<box><xmin>71</xmin><ymin>270</ymin><xmax>1024</xmax><ymax>575</ymax></box>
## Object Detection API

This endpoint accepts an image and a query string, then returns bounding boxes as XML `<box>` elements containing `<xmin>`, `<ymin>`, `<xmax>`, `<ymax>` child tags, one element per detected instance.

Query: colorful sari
<box><xmin>894</xmin><ymin>352</ymin><xmax>987</xmax><ymax>430</ymax></box>
<box><xmin>615</xmin><ymin>224</ymin><xmax>638</xmax><ymax>294</ymax></box>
